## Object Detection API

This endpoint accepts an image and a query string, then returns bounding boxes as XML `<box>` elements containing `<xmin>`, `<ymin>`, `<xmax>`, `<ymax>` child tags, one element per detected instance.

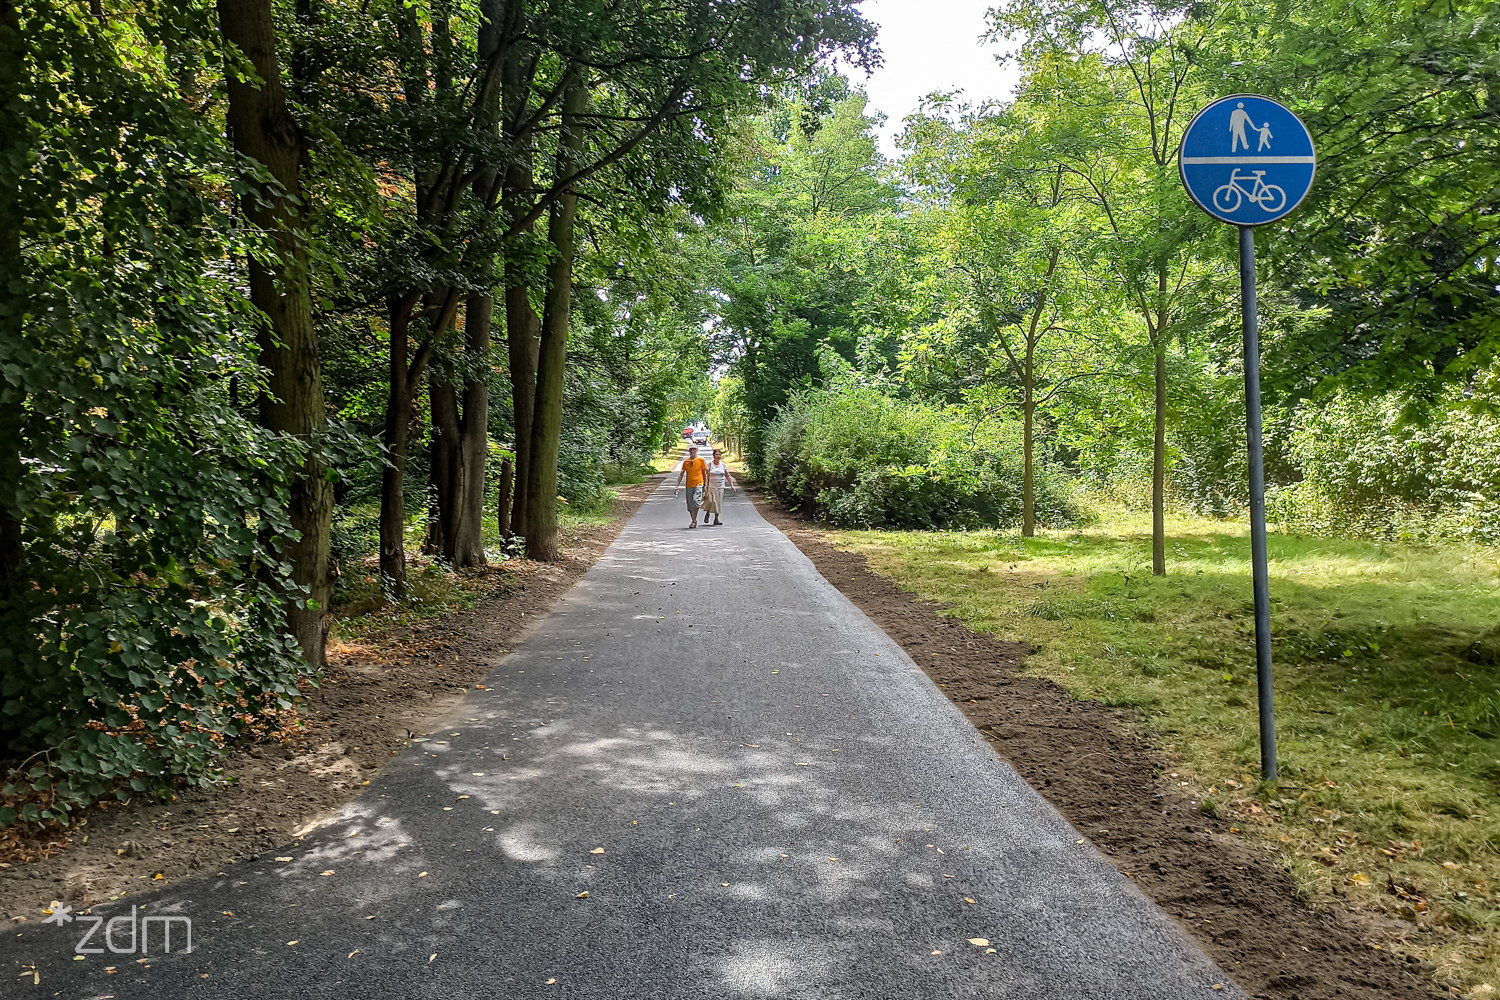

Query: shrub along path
<box><xmin>0</xmin><ymin>481</ymin><xmax>660</xmax><ymax>923</ymax></box>
<box><xmin>4</xmin><ymin>473</ymin><xmax>1239</xmax><ymax>997</ymax></box>
<box><xmin>751</xmin><ymin>493</ymin><xmax>1465</xmax><ymax>1000</ymax></box>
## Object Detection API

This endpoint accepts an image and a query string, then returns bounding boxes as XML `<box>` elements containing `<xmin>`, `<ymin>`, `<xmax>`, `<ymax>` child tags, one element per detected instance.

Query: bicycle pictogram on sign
<box><xmin>1212</xmin><ymin>169</ymin><xmax>1286</xmax><ymax>215</ymax></box>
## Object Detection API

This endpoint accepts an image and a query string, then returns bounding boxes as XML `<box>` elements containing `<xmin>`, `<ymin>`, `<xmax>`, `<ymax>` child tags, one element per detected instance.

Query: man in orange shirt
<box><xmin>673</xmin><ymin>445</ymin><xmax>709</xmax><ymax>529</ymax></box>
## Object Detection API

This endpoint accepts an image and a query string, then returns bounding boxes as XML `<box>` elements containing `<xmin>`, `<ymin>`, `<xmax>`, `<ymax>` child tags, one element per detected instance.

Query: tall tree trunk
<box><xmin>524</xmin><ymin>80</ymin><xmax>586</xmax><ymax>561</ymax></box>
<box><xmin>446</xmin><ymin>292</ymin><xmax>491</xmax><ymax>566</ymax></box>
<box><xmin>497</xmin><ymin>456</ymin><xmax>513</xmax><ymax>536</ymax></box>
<box><xmin>0</xmin><ymin>0</ymin><xmax>24</xmax><ymax>603</ymax></box>
<box><xmin>501</xmin><ymin>10</ymin><xmax>537</xmax><ymax>540</ymax></box>
<box><xmin>1152</xmin><ymin>333</ymin><xmax>1168</xmax><ymax>577</ymax></box>
<box><xmin>380</xmin><ymin>297</ymin><xmax>416</xmax><ymax>600</ymax></box>
<box><xmin>1022</xmin><ymin>353</ymin><xmax>1035</xmax><ymax>538</ymax></box>
<box><xmin>1151</xmin><ymin>264</ymin><xmax>1169</xmax><ymax>577</ymax></box>
<box><xmin>218</xmin><ymin>0</ymin><xmax>332</xmax><ymax>669</ymax></box>
<box><xmin>506</xmin><ymin>279</ymin><xmax>539</xmax><ymax>539</ymax></box>
<box><xmin>429</xmin><ymin>353</ymin><xmax>458</xmax><ymax>556</ymax></box>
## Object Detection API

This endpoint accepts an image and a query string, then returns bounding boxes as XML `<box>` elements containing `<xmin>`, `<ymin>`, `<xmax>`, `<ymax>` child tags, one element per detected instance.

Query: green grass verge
<box><xmin>833</xmin><ymin>510</ymin><xmax>1500</xmax><ymax>987</ymax></box>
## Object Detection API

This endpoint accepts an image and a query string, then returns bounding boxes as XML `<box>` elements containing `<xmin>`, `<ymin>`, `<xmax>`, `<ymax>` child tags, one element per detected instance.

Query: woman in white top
<box><xmin>702</xmin><ymin>448</ymin><xmax>736</xmax><ymax>525</ymax></box>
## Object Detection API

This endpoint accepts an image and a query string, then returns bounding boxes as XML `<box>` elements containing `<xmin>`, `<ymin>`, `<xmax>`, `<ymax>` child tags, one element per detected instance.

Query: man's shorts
<box><xmin>685</xmin><ymin>485</ymin><xmax>704</xmax><ymax>512</ymax></box>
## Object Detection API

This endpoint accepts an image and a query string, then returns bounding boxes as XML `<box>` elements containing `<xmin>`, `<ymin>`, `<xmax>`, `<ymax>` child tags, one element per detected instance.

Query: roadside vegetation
<box><xmin>835</xmin><ymin>513</ymin><xmax>1500</xmax><ymax>988</ymax></box>
<box><xmin>2</xmin><ymin>0</ymin><xmax>872</xmax><ymax>821</ymax></box>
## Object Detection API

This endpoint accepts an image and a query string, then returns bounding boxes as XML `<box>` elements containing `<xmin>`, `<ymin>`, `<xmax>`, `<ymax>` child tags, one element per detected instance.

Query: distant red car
<box><xmin>682</xmin><ymin>426</ymin><xmax>694</xmax><ymax>439</ymax></box>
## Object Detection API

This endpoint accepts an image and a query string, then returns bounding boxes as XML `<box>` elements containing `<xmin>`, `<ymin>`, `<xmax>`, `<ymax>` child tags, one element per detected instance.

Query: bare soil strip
<box><xmin>0</xmin><ymin>480</ymin><xmax>658</xmax><ymax>920</ymax></box>
<box><xmin>749</xmin><ymin>485</ymin><xmax>1435</xmax><ymax>1000</ymax></box>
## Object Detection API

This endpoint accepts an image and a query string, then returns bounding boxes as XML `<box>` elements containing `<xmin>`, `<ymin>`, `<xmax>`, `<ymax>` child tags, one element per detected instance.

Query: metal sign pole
<box><xmin>1238</xmin><ymin>224</ymin><xmax>1278</xmax><ymax>782</ymax></box>
<box><xmin>1182</xmin><ymin>93</ymin><xmax>1309</xmax><ymax>784</ymax></box>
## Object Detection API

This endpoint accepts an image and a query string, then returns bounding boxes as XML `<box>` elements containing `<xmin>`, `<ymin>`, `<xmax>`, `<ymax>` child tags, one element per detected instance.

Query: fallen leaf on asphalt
<box><xmin>275</xmin><ymin>857</ymin><xmax>293</xmax><ymax>862</ymax></box>
<box><xmin>1076</xmin><ymin>839</ymin><xmax>1085</xmax><ymax>845</ymax></box>
<box><xmin>744</xmin><ymin>744</ymin><xmax>760</xmax><ymax>748</ymax></box>
<box><xmin>366</xmin><ymin>915</ymin><xmax>376</xmax><ymax>920</ymax></box>
<box><xmin>721</xmin><ymin>882</ymin><xmax>730</xmax><ymax>887</ymax></box>
<box><xmin>589</xmin><ymin>848</ymin><xmax>605</xmax><ymax>855</ymax></box>
<box><xmin>348</xmin><ymin>950</ymin><xmax>359</xmax><ymax>959</ymax></box>
<box><xmin>221</xmin><ymin>911</ymin><xmax>233</xmax><ymax>916</ymax></box>
<box><xmin>576</xmin><ymin>891</ymin><xmax>589</xmax><ymax>899</ymax></box>
<box><xmin>73</xmin><ymin>955</ymin><xmax>85</xmax><ymax>961</ymax></box>
<box><xmin>227</xmin><ymin>827</ymin><xmax>239</xmax><ymax>833</ymax></box>
<box><xmin>794</xmin><ymin>762</ymin><xmax>808</xmax><ymax>767</ymax></box>
<box><xmin>930</xmin><ymin>950</ymin><xmax>941</xmax><ymax>956</ymax></box>
<box><xmin>964</xmin><ymin>898</ymin><xmax>976</xmax><ymax>904</ymax></box>
<box><xmin>545</xmin><ymin>978</ymin><xmax>557</xmax><ymax>985</ymax></box>
<box><xmin>106</xmin><ymin>966</ymin><xmax>116</xmax><ymax>974</ymax></box>
<box><xmin>443</xmin><ymin>807</ymin><xmax>454</xmax><ymax>811</ymax></box>
<box><xmin>418</xmin><ymin>872</ymin><xmax>428</xmax><ymax>878</ymax></box>
<box><xmin>1212</xmin><ymin>985</ymin><xmax>1223</xmax><ymax>991</ymax></box>
<box><xmin>968</xmin><ymin>938</ymin><xmax>990</xmax><ymax>947</ymax></box>
<box><xmin>1346</xmin><ymin>872</ymin><xmax>1371</xmax><ymax>886</ymax></box>
<box><xmin>936</xmin><ymin>848</ymin><xmax>944</xmax><ymax>854</ymax></box>
<box><xmin>942</xmin><ymin>874</ymin><xmax>955</xmax><ymax>879</ymax></box>
<box><xmin>985</xmin><ymin>948</ymin><xmax>996</xmax><ymax>955</ymax></box>
<box><xmin>457</xmin><ymin>795</ymin><xmax>470</xmax><ymax>800</ymax></box>
<box><xmin>319</xmin><ymin>870</ymin><xmax>335</xmax><ymax>877</ymax></box>
<box><xmin>429</xmin><ymin>954</ymin><xmax>437</xmax><ymax>963</ymax></box>
<box><xmin>287</xmin><ymin>941</ymin><xmax>299</xmax><ymax>946</ymax></box>
<box><xmin>829</xmin><ymin>857</ymin><xmax>838</xmax><ymax>861</ymax></box>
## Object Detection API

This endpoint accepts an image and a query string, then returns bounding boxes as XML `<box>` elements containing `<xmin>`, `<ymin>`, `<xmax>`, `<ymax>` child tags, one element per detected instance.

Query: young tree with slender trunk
<box><xmin>989</xmin><ymin>0</ymin><xmax>1216</xmax><ymax>571</ymax></box>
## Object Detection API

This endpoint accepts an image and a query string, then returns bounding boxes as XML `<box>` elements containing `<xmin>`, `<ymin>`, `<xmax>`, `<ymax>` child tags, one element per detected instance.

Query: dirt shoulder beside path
<box><xmin>0</xmin><ymin>479</ymin><xmax>660</xmax><ymax>921</ymax></box>
<box><xmin>749</xmin><ymin>485</ymin><xmax>1436</xmax><ymax>1000</ymax></box>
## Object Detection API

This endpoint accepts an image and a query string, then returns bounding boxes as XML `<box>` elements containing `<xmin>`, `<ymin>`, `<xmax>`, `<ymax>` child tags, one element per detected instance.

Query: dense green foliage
<box><xmin>0</xmin><ymin>3</ymin><xmax>308</xmax><ymax>823</ymax></box>
<box><xmin>5</xmin><ymin>0</ymin><xmax>1499</xmax><ymax>831</ymax></box>
<box><xmin>764</xmin><ymin>379</ymin><xmax>1081</xmax><ymax>529</ymax></box>
<box><xmin>704</xmin><ymin>0</ymin><xmax>1500</xmax><ymax>547</ymax></box>
<box><xmin>0</xmin><ymin>0</ymin><xmax>873</xmax><ymax>823</ymax></box>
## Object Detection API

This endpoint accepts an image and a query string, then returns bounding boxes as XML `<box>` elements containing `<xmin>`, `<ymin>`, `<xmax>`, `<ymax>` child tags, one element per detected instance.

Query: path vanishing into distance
<box><xmin>3</xmin><ymin>475</ymin><xmax>1244</xmax><ymax>999</ymax></box>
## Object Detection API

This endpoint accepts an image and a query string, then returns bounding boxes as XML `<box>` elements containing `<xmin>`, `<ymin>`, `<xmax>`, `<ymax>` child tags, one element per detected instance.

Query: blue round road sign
<box><xmin>1179</xmin><ymin>95</ymin><xmax>1315</xmax><ymax>226</ymax></box>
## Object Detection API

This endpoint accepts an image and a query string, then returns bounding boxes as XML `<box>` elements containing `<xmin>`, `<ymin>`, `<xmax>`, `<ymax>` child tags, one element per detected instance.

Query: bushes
<box><xmin>1269</xmin><ymin>374</ymin><xmax>1500</xmax><ymax>544</ymax></box>
<box><xmin>763</xmin><ymin>385</ymin><xmax>1082</xmax><ymax>529</ymax></box>
<box><xmin>0</xmin><ymin>10</ymin><xmax>310</xmax><ymax>825</ymax></box>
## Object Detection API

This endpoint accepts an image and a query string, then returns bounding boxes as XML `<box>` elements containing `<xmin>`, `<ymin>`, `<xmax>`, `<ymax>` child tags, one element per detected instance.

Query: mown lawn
<box><xmin>834</xmin><ymin>512</ymin><xmax>1500</xmax><ymax>990</ymax></box>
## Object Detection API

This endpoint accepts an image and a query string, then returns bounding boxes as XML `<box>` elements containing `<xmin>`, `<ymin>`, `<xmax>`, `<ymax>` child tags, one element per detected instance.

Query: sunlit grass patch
<box><xmin>833</xmin><ymin>510</ymin><xmax>1500</xmax><ymax>989</ymax></box>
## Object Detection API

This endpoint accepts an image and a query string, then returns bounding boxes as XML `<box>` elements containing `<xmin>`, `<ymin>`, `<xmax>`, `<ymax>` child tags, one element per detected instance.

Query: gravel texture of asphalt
<box><xmin>1</xmin><ymin>474</ymin><xmax>1244</xmax><ymax>999</ymax></box>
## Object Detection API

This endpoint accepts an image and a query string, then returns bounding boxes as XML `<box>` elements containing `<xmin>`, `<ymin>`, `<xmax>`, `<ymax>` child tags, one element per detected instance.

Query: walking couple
<box><xmin>673</xmin><ymin>445</ymin><xmax>736</xmax><ymax>529</ymax></box>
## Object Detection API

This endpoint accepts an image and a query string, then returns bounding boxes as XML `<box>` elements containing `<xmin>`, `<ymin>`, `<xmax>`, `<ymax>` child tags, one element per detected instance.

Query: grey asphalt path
<box><xmin>2</xmin><ymin>475</ymin><xmax>1244</xmax><ymax>999</ymax></box>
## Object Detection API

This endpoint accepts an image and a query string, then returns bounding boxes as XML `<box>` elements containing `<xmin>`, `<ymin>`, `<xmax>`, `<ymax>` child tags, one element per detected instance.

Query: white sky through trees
<box><xmin>858</xmin><ymin>0</ymin><xmax>1021</xmax><ymax>155</ymax></box>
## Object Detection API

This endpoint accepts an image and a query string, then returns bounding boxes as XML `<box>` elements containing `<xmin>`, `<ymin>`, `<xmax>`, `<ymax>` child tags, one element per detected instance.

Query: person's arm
<box><xmin>725</xmin><ymin>467</ymin><xmax>737</xmax><ymax>490</ymax></box>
